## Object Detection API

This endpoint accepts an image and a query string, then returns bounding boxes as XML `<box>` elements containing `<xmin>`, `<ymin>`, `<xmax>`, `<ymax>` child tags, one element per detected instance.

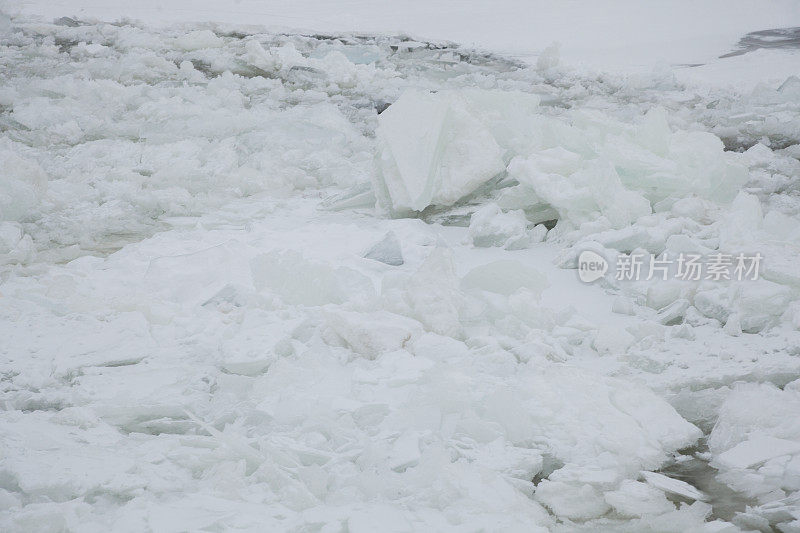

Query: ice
<box><xmin>509</xmin><ymin>150</ymin><xmax>652</xmax><ymax>230</ymax></box>
<box><xmin>3</xmin><ymin>11</ymin><xmax>800</xmax><ymax>533</ymax></box>
<box><xmin>173</xmin><ymin>29</ymin><xmax>224</xmax><ymax>51</ymax></box>
<box><xmin>372</xmin><ymin>87</ymin><xmax>544</xmax><ymax>215</ymax></box>
<box><xmin>640</xmin><ymin>471</ymin><xmax>708</xmax><ymax>501</ymax></box>
<box><xmin>363</xmin><ymin>230</ymin><xmax>404</xmax><ymax>266</ymax></box>
<box><xmin>670</xmin><ymin>197</ymin><xmax>717</xmax><ymax>224</ymax></box>
<box><xmin>593</xmin><ymin>325</ymin><xmax>635</xmax><ymax>355</ymax></box>
<box><xmin>706</xmin><ymin>382</ymin><xmax>800</xmax><ymax>530</ymax></box>
<box><xmin>529</xmin><ymin>223</ymin><xmax>548</xmax><ymax>243</ymax></box>
<box><xmin>534</xmin><ymin>481</ymin><xmax>611</xmax><ymax>520</ymax></box>
<box><xmin>468</xmin><ymin>203</ymin><xmax>529</xmax><ymax>249</ymax></box>
<box><xmin>0</xmin><ymin>222</ymin><xmax>35</xmax><ymax>265</ymax></box>
<box><xmin>323</xmin><ymin>310</ymin><xmax>422</xmax><ymax>358</ymax></box>
<box><xmin>461</xmin><ymin>260</ymin><xmax>548</xmax><ymax>297</ymax></box>
<box><xmin>604</xmin><ymin>480</ymin><xmax>676</xmax><ymax>517</ymax></box>
<box><xmin>0</xmin><ymin>141</ymin><xmax>47</xmax><ymax>222</ymax></box>
<box><xmin>145</xmin><ymin>241</ymin><xmax>253</xmax><ymax>305</ymax></box>
<box><xmin>251</xmin><ymin>250</ymin><xmax>376</xmax><ymax>307</ymax></box>
<box><xmin>387</xmin><ymin>431</ymin><xmax>422</xmax><ymax>472</ymax></box>
<box><xmin>709</xmin><ymin>381</ymin><xmax>800</xmax><ymax>469</ymax></box>
<box><xmin>715</xmin><ymin>436</ymin><xmax>800</xmax><ymax>470</ymax></box>
<box><xmin>321</xmin><ymin>182</ymin><xmax>377</xmax><ymax>212</ymax></box>
<box><xmin>381</xmin><ymin>247</ymin><xmax>462</xmax><ymax>337</ymax></box>
<box><xmin>606</xmin><ymin>107</ymin><xmax>749</xmax><ymax>203</ymax></box>
<box><xmin>730</xmin><ymin>280</ymin><xmax>793</xmax><ymax>333</ymax></box>
<box><xmin>690</xmin><ymin>278</ymin><xmax>794</xmax><ymax>333</ymax></box>
<box><xmin>373</xmin><ymin>89</ymin><xmax>505</xmax><ymax>214</ymax></box>
<box><xmin>243</xmin><ymin>38</ymin><xmax>285</xmax><ymax>72</ymax></box>
<box><xmin>536</xmin><ymin>42</ymin><xmax>560</xmax><ymax>71</ymax></box>
<box><xmin>719</xmin><ymin>191</ymin><xmax>764</xmax><ymax>248</ymax></box>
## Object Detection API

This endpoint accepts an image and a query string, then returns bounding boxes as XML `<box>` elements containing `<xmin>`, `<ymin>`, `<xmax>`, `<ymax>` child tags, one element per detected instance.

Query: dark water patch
<box><xmin>54</xmin><ymin>17</ymin><xmax>83</xmax><ymax>28</ymax></box>
<box><xmin>54</xmin><ymin>37</ymin><xmax>80</xmax><ymax>54</ymax></box>
<box><xmin>721</xmin><ymin>27</ymin><xmax>800</xmax><ymax>58</ymax></box>
<box><xmin>659</xmin><ymin>443</ymin><xmax>759</xmax><ymax>523</ymax></box>
<box><xmin>722</xmin><ymin>135</ymin><xmax>800</xmax><ymax>153</ymax></box>
<box><xmin>418</xmin><ymin>174</ymin><xmax>517</xmax><ymax>226</ymax></box>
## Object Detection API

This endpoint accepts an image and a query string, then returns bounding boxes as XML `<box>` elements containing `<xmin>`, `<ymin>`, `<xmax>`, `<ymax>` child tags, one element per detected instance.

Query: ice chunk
<box><xmin>734</xmin><ymin>494</ymin><xmax>800</xmax><ymax>533</ymax></box>
<box><xmin>606</xmin><ymin>107</ymin><xmax>748</xmax><ymax>203</ymax></box>
<box><xmin>612</xmin><ymin>296</ymin><xmax>637</xmax><ymax>315</ymax></box>
<box><xmin>251</xmin><ymin>249</ymin><xmax>375</xmax><ymax>306</ymax></box>
<box><xmin>731</xmin><ymin>279</ymin><xmax>792</xmax><ymax>333</ymax></box>
<box><xmin>692</xmin><ymin>277</ymin><xmax>791</xmax><ymax>332</ymax></box>
<box><xmin>0</xmin><ymin>222</ymin><xmax>35</xmax><ymax>265</ymax></box>
<box><xmin>468</xmin><ymin>203</ymin><xmax>529</xmax><ymax>248</ymax></box>
<box><xmin>363</xmin><ymin>231</ymin><xmax>404</xmax><ymax>266</ymax></box>
<box><xmin>243</xmin><ymin>39</ymin><xmax>280</xmax><ymax>72</ymax></box>
<box><xmin>0</xmin><ymin>143</ymin><xmax>47</xmax><ymax>221</ymax></box>
<box><xmin>535</xmin><ymin>481</ymin><xmax>610</xmax><ymax>520</ymax></box>
<box><xmin>646</xmin><ymin>282</ymin><xmax>684</xmax><ymax>311</ymax></box>
<box><xmin>719</xmin><ymin>191</ymin><xmax>763</xmax><ymax>248</ymax></box>
<box><xmin>604</xmin><ymin>480</ymin><xmax>675</xmax><ymax>517</ymax></box>
<box><xmin>536</xmin><ymin>43</ymin><xmax>560</xmax><ymax>71</ymax></box>
<box><xmin>373</xmin><ymin>89</ymin><xmax>505</xmax><ymax>214</ymax></box>
<box><xmin>388</xmin><ymin>431</ymin><xmax>421</xmax><ymax>472</ymax></box>
<box><xmin>145</xmin><ymin>241</ymin><xmax>253</xmax><ymax>305</ymax></box>
<box><xmin>640</xmin><ymin>471</ymin><xmax>708</xmax><ymax>501</ymax></box>
<box><xmin>317</xmin><ymin>50</ymin><xmax>359</xmax><ymax>88</ymax></box>
<box><xmin>509</xmin><ymin>152</ymin><xmax>651</xmax><ymax>229</ymax></box>
<box><xmin>709</xmin><ymin>382</ymin><xmax>800</xmax><ymax>457</ymax></box>
<box><xmin>692</xmin><ymin>288</ymin><xmax>731</xmax><ymax>323</ymax></box>
<box><xmin>530</xmin><ymin>224</ymin><xmax>548</xmax><ymax>243</ymax></box>
<box><xmin>381</xmin><ymin>247</ymin><xmax>462</xmax><ymax>337</ymax></box>
<box><xmin>715</xmin><ymin>436</ymin><xmax>800</xmax><ymax>470</ymax></box>
<box><xmin>593</xmin><ymin>326</ymin><xmax>635</xmax><ymax>355</ymax></box>
<box><xmin>323</xmin><ymin>310</ymin><xmax>422</xmax><ymax>358</ymax></box>
<box><xmin>461</xmin><ymin>260</ymin><xmax>548</xmax><ymax>297</ymax></box>
<box><xmin>763</xmin><ymin>211</ymin><xmax>800</xmax><ymax>243</ymax></box>
<box><xmin>174</xmin><ymin>30</ymin><xmax>224</xmax><ymax>51</ymax></box>
<box><xmin>637</xmin><ymin>106</ymin><xmax>672</xmax><ymax>156</ymax></box>
<box><xmin>321</xmin><ymin>182</ymin><xmax>376</xmax><ymax>211</ymax></box>
<box><xmin>779</xmin><ymin>75</ymin><xmax>800</xmax><ymax>98</ymax></box>
<box><xmin>458</xmin><ymin>88</ymin><xmax>542</xmax><ymax>157</ymax></box>
<box><xmin>707</xmin><ymin>382</ymin><xmax>800</xmax><ymax>517</ymax></box>
<box><xmin>670</xmin><ymin>197</ymin><xmax>716</xmax><ymax>224</ymax></box>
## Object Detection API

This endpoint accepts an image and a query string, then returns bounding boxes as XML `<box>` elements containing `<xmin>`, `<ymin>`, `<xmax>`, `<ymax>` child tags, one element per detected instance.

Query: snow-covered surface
<box><xmin>13</xmin><ymin>0</ymin><xmax>800</xmax><ymax>78</ymax></box>
<box><xmin>2</xmin><ymin>2</ymin><xmax>800</xmax><ymax>532</ymax></box>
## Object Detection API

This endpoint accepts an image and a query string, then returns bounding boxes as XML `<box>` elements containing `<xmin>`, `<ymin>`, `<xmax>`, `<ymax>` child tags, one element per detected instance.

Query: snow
<box><xmin>1</xmin><ymin>2</ymin><xmax>800</xmax><ymax>532</ymax></box>
<box><xmin>12</xmin><ymin>0</ymin><xmax>800</xmax><ymax>77</ymax></box>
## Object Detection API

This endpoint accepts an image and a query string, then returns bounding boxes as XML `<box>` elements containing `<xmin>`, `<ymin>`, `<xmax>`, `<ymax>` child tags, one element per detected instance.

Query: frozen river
<box><xmin>2</xmin><ymin>4</ymin><xmax>800</xmax><ymax>532</ymax></box>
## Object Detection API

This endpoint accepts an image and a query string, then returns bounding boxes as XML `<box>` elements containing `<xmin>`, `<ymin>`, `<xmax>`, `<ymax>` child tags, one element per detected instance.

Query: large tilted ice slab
<box><xmin>373</xmin><ymin>89</ymin><xmax>539</xmax><ymax>215</ymax></box>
